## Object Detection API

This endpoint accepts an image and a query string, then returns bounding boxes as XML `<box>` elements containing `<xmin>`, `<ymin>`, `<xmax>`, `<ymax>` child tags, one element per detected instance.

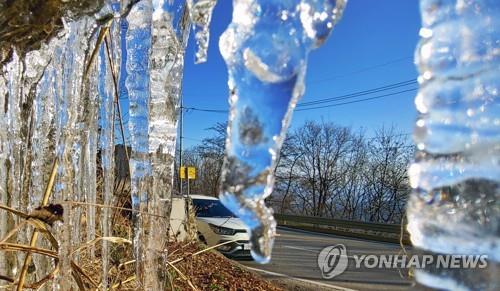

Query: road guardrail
<box><xmin>275</xmin><ymin>214</ymin><xmax>411</xmax><ymax>245</ymax></box>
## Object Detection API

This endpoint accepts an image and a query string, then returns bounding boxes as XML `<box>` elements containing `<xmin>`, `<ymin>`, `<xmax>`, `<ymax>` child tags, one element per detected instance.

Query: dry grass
<box><xmin>0</xmin><ymin>172</ymin><xmax>282</xmax><ymax>290</ymax></box>
<box><xmin>166</xmin><ymin>241</ymin><xmax>283</xmax><ymax>291</ymax></box>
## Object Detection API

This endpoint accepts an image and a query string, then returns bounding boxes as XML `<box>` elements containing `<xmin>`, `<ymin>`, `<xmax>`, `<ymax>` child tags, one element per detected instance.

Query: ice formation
<box><xmin>0</xmin><ymin>0</ymin><xmax>190</xmax><ymax>289</ymax></box>
<box><xmin>0</xmin><ymin>0</ymin><xmax>350</xmax><ymax>289</ymax></box>
<box><xmin>125</xmin><ymin>1</ymin><xmax>154</xmax><ymax>286</ymax></box>
<box><xmin>219</xmin><ymin>0</ymin><xmax>347</xmax><ymax>263</ymax></box>
<box><xmin>408</xmin><ymin>0</ymin><xmax>499</xmax><ymax>289</ymax></box>
<box><xmin>187</xmin><ymin>0</ymin><xmax>218</xmax><ymax>63</ymax></box>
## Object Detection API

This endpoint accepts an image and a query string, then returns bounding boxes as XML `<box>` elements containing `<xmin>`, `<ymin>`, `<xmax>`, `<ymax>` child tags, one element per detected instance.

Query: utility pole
<box><xmin>179</xmin><ymin>97</ymin><xmax>184</xmax><ymax>196</ymax></box>
<box><xmin>187</xmin><ymin>173</ymin><xmax>190</xmax><ymax>196</ymax></box>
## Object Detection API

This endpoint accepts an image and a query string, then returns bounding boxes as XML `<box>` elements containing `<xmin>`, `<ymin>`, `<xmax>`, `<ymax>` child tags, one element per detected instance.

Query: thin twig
<box><xmin>169</xmin><ymin>239</ymin><xmax>240</xmax><ymax>265</ymax></box>
<box><xmin>83</xmin><ymin>21</ymin><xmax>112</xmax><ymax>81</ymax></box>
<box><xmin>71</xmin><ymin>260</ymin><xmax>99</xmax><ymax>288</ymax></box>
<box><xmin>117</xmin><ymin>260</ymin><xmax>135</xmax><ymax>269</ymax></box>
<box><xmin>0</xmin><ymin>221</ymin><xmax>26</xmax><ymax>244</ymax></box>
<box><xmin>24</xmin><ymin>219</ymin><xmax>59</xmax><ymax>250</ymax></box>
<box><xmin>0</xmin><ymin>204</ymin><xmax>29</xmax><ymax>219</ymax></box>
<box><xmin>0</xmin><ymin>243</ymin><xmax>58</xmax><ymax>258</ymax></box>
<box><xmin>63</xmin><ymin>201</ymin><xmax>182</xmax><ymax>220</ymax></box>
<box><xmin>17</xmin><ymin>159</ymin><xmax>58</xmax><ymax>291</ymax></box>
<box><xmin>104</xmin><ymin>33</ymin><xmax>130</xmax><ymax>164</ymax></box>
<box><xmin>167</xmin><ymin>267</ymin><xmax>175</xmax><ymax>291</ymax></box>
<box><xmin>100</xmin><ymin>258</ymin><xmax>135</xmax><ymax>289</ymax></box>
<box><xmin>110</xmin><ymin>275</ymin><xmax>136</xmax><ymax>290</ymax></box>
<box><xmin>31</xmin><ymin>265</ymin><xmax>60</xmax><ymax>290</ymax></box>
<box><xmin>71</xmin><ymin>236</ymin><xmax>131</xmax><ymax>256</ymax></box>
<box><xmin>72</xmin><ymin>268</ymin><xmax>85</xmax><ymax>291</ymax></box>
<box><xmin>166</xmin><ymin>262</ymin><xmax>199</xmax><ymax>291</ymax></box>
<box><xmin>0</xmin><ymin>275</ymin><xmax>14</xmax><ymax>283</ymax></box>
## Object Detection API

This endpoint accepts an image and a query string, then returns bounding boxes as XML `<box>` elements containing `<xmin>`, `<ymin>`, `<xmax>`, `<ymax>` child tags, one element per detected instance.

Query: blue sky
<box><xmin>181</xmin><ymin>0</ymin><xmax>421</xmax><ymax>147</ymax></box>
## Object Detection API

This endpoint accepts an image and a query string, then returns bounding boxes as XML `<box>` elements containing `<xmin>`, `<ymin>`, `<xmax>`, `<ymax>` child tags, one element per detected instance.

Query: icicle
<box><xmin>125</xmin><ymin>0</ymin><xmax>153</xmax><ymax>286</ymax></box>
<box><xmin>1</xmin><ymin>50</ymin><xmax>40</xmax><ymax>277</ymax></box>
<box><xmin>97</xmin><ymin>3</ymin><xmax>123</xmax><ymax>286</ymax></box>
<box><xmin>187</xmin><ymin>0</ymin><xmax>218</xmax><ymax>63</ymax></box>
<box><xmin>0</xmin><ymin>68</ymin><xmax>5</xmax><ymax>276</ymax></box>
<box><xmin>50</xmin><ymin>17</ymin><xmax>95</xmax><ymax>290</ymax></box>
<box><xmin>1</xmin><ymin>35</ymin><xmax>60</xmax><ymax>288</ymax></box>
<box><xmin>30</xmin><ymin>57</ymin><xmax>56</xmax><ymax>218</ymax></box>
<box><xmin>0</xmin><ymin>52</ymin><xmax>17</xmax><ymax>280</ymax></box>
<box><xmin>142</xmin><ymin>0</ymin><xmax>190</xmax><ymax>288</ymax></box>
<box><xmin>5</xmin><ymin>52</ymin><xmax>26</xmax><ymax>274</ymax></box>
<box><xmin>407</xmin><ymin>0</ymin><xmax>500</xmax><ymax>289</ymax></box>
<box><xmin>98</xmin><ymin>37</ymin><xmax>116</xmax><ymax>289</ymax></box>
<box><xmin>219</xmin><ymin>0</ymin><xmax>347</xmax><ymax>263</ymax></box>
<box><xmin>12</xmin><ymin>45</ymin><xmax>54</xmax><ymax>286</ymax></box>
<box><xmin>85</xmin><ymin>70</ymin><xmax>99</xmax><ymax>260</ymax></box>
<box><xmin>29</xmin><ymin>41</ymin><xmax>60</xmax><ymax>287</ymax></box>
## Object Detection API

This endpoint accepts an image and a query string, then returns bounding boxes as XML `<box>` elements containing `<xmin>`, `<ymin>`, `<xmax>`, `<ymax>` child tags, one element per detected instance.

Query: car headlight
<box><xmin>209</xmin><ymin>224</ymin><xmax>236</xmax><ymax>235</ymax></box>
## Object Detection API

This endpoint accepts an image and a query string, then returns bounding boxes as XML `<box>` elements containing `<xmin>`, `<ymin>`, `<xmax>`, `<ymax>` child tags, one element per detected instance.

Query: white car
<box><xmin>190</xmin><ymin>194</ymin><xmax>251</xmax><ymax>258</ymax></box>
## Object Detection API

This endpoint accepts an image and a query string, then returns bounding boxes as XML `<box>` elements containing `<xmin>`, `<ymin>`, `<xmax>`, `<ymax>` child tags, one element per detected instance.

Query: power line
<box><xmin>182</xmin><ymin>106</ymin><xmax>228</xmax><ymax>113</ymax></box>
<box><xmin>295</xmin><ymin>87</ymin><xmax>417</xmax><ymax>112</ymax></box>
<box><xmin>182</xmin><ymin>136</ymin><xmax>204</xmax><ymax>142</ymax></box>
<box><xmin>181</xmin><ymin>79</ymin><xmax>416</xmax><ymax>110</ymax></box>
<box><xmin>298</xmin><ymin>79</ymin><xmax>416</xmax><ymax>107</ymax></box>
<box><xmin>182</xmin><ymin>79</ymin><xmax>418</xmax><ymax>114</ymax></box>
<box><xmin>309</xmin><ymin>56</ymin><xmax>413</xmax><ymax>84</ymax></box>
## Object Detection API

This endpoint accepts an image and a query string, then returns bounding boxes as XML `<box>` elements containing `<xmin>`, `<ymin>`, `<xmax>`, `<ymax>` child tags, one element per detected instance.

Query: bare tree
<box><xmin>179</xmin><ymin>122</ymin><xmax>227</xmax><ymax>196</ymax></box>
<box><xmin>273</xmin><ymin>135</ymin><xmax>302</xmax><ymax>214</ymax></box>
<box><xmin>363</xmin><ymin>127</ymin><xmax>413</xmax><ymax>223</ymax></box>
<box><xmin>188</xmin><ymin>120</ymin><xmax>413</xmax><ymax>224</ymax></box>
<box><xmin>328</xmin><ymin>132</ymin><xmax>368</xmax><ymax>220</ymax></box>
<box><xmin>289</xmin><ymin>121</ymin><xmax>352</xmax><ymax>217</ymax></box>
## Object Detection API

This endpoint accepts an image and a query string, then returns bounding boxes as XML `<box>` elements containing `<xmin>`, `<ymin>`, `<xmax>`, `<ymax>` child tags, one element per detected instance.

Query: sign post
<box><xmin>179</xmin><ymin>166</ymin><xmax>196</xmax><ymax>196</ymax></box>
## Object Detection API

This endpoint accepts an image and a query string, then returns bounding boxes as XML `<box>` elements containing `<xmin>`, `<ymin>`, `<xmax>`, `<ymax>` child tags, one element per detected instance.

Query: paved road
<box><xmin>238</xmin><ymin>227</ymin><xmax>414</xmax><ymax>291</ymax></box>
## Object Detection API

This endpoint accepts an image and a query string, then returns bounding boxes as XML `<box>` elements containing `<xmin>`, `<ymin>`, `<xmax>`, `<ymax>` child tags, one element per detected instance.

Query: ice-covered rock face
<box><xmin>219</xmin><ymin>0</ymin><xmax>346</xmax><ymax>263</ymax></box>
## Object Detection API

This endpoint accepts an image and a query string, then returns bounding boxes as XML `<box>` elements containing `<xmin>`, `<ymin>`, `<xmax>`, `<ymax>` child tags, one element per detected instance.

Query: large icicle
<box><xmin>51</xmin><ymin>17</ymin><xmax>95</xmax><ymax>290</ymax></box>
<box><xmin>0</xmin><ymin>68</ymin><xmax>6</xmax><ymax>276</ymax></box>
<box><xmin>84</xmin><ymin>59</ymin><xmax>99</xmax><ymax>262</ymax></box>
<box><xmin>0</xmin><ymin>46</ymin><xmax>51</xmax><ymax>282</ymax></box>
<box><xmin>219</xmin><ymin>0</ymin><xmax>347</xmax><ymax>263</ymax></box>
<box><xmin>187</xmin><ymin>0</ymin><xmax>218</xmax><ymax>63</ymax></box>
<box><xmin>29</xmin><ymin>40</ymin><xmax>60</xmax><ymax>287</ymax></box>
<box><xmin>125</xmin><ymin>0</ymin><xmax>153</xmax><ymax>287</ymax></box>
<box><xmin>144</xmin><ymin>0</ymin><xmax>183</xmax><ymax>288</ymax></box>
<box><xmin>5</xmin><ymin>52</ymin><xmax>26</xmax><ymax>274</ymax></box>
<box><xmin>97</xmin><ymin>39</ymin><xmax>116</xmax><ymax>289</ymax></box>
<box><xmin>0</xmin><ymin>51</ymin><xmax>18</xmax><ymax>282</ymax></box>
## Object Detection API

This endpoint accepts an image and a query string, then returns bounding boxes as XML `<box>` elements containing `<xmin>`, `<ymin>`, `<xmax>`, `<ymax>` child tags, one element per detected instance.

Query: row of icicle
<box><xmin>0</xmin><ymin>0</ymin><xmax>217</xmax><ymax>289</ymax></box>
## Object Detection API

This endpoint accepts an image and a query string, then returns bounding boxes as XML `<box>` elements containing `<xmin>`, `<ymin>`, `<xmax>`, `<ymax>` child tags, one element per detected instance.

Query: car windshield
<box><xmin>192</xmin><ymin>199</ymin><xmax>235</xmax><ymax>218</ymax></box>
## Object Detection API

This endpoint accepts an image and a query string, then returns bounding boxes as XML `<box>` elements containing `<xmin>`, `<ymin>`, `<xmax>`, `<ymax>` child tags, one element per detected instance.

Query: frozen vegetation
<box><xmin>0</xmin><ymin>0</ymin><xmax>497</xmax><ymax>290</ymax></box>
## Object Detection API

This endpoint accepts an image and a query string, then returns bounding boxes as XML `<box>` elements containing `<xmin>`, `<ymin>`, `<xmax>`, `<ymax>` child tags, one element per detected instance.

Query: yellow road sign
<box><xmin>180</xmin><ymin>166</ymin><xmax>196</xmax><ymax>179</ymax></box>
<box><xmin>187</xmin><ymin>167</ymin><xmax>196</xmax><ymax>179</ymax></box>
